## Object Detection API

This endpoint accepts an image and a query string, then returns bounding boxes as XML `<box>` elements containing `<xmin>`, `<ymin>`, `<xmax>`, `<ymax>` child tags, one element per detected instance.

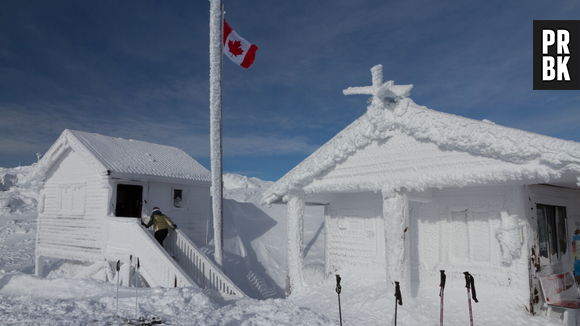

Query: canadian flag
<box><xmin>223</xmin><ymin>19</ymin><xmax>258</xmax><ymax>69</ymax></box>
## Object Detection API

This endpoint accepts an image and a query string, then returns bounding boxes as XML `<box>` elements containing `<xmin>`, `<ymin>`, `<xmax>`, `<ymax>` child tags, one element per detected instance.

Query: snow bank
<box><xmin>224</xmin><ymin>173</ymin><xmax>274</xmax><ymax>190</ymax></box>
<box><xmin>0</xmin><ymin>269</ymin><xmax>334</xmax><ymax>325</ymax></box>
<box><xmin>0</xmin><ymin>165</ymin><xmax>39</xmax><ymax>216</ymax></box>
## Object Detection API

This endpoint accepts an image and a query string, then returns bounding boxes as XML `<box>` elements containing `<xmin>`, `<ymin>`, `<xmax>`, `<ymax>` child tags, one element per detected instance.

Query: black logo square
<box><xmin>533</xmin><ymin>20</ymin><xmax>580</xmax><ymax>90</ymax></box>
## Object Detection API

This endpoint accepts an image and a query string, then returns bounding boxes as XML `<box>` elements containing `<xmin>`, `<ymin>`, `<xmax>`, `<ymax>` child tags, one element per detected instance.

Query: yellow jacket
<box><xmin>145</xmin><ymin>211</ymin><xmax>176</xmax><ymax>232</ymax></box>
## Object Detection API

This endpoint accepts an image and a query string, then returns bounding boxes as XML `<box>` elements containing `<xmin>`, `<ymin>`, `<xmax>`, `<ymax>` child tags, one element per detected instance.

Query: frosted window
<box><xmin>173</xmin><ymin>189</ymin><xmax>184</xmax><ymax>208</ymax></box>
<box><xmin>451</xmin><ymin>211</ymin><xmax>469</xmax><ymax>260</ymax></box>
<box><xmin>469</xmin><ymin>212</ymin><xmax>491</xmax><ymax>262</ymax></box>
<box><xmin>59</xmin><ymin>184</ymin><xmax>85</xmax><ymax>216</ymax></box>
<box><xmin>537</xmin><ymin>204</ymin><xmax>567</xmax><ymax>261</ymax></box>
<box><xmin>450</xmin><ymin>210</ymin><xmax>492</xmax><ymax>263</ymax></box>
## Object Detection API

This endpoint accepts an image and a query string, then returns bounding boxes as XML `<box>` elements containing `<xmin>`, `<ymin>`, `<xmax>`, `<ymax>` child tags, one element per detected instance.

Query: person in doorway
<box><xmin>142</xmin><ymin>207</ymin><xmax>177</xmax><ymax>246</ymax></box>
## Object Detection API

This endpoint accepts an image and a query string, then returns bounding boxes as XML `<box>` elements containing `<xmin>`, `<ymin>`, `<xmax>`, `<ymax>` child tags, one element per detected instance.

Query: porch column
<box><xmin>286</xmin><ymin>191</ymin><xmax>305</xmax><ymax>296</ymax></box>
<box><xmin>35</xmin><ymin>254</ymin><xmax>44</xmax><ymax>277</ymax></box>
<box><xmin>382</xmin><ymin>190</ymin><xmax>410</xmax><ymax>294</ymax></box>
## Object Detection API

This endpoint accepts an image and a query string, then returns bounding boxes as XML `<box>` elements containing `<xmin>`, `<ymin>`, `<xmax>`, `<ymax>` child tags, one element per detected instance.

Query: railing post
<box><xmin>166</xmin><ymin>228</ymin><xmax>244</xmax><ymax>297</ymax></box>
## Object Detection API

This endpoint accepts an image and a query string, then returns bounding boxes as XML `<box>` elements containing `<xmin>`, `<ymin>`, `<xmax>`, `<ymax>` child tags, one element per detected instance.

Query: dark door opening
<box><xmin>115</xmin><ymin>184</ymin><xmax>143</xmax><ymax>217</ymax></box>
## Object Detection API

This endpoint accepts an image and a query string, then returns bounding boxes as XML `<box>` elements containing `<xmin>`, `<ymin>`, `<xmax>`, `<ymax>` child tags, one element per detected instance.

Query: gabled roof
<box><xmin>262</xmin><ymin>84</ymin><xmax>580</xmax><ymax>205</ymax></box>
<box><xmin>42</xmin><ymin>129</ymin><xmax>211</xmax><ymax>183</ymax></box>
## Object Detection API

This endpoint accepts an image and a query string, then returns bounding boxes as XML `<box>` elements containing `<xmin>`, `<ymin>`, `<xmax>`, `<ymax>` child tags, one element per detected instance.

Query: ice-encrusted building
<box><xmin>35</xmin><ymin>129</ymin><xmax>243</xmax><ymax>296</ymax></box>
<box><xmin>262</xmin><ymin>65</ymin><xmax>580</xmax><ymax>315</ymax></box>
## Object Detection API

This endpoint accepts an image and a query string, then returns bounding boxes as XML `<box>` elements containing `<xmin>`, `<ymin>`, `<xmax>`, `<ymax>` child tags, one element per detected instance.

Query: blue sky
<box><xmin>1</xmin><ymin>0</ymin><xmax>579</xmax><ymax>182</ymax></box>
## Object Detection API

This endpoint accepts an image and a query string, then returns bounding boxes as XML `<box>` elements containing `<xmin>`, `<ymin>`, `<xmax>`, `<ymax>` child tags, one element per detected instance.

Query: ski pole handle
<box><xmin>395</xmin><ymin>281</ymin><xmax>403</xmax><ymax>305</ymax></box>
<box><xmin>439</xmin><ymin>270</ymin><xmax>446</xmax><ymax>297</ymax></box>
<box><xmin>336</xmin><ymin>274</ymin><xmax>341</xmax><ymax>295</ymax></box>
<box><xmin>470</xmin><ymin>273</ymin><xmax>478</xmax><ymax>303</ymax></box>
<box><xmin>463</xmin><ymin>272</ymin><xmax>471</xmax><ymax>290</ymax></box>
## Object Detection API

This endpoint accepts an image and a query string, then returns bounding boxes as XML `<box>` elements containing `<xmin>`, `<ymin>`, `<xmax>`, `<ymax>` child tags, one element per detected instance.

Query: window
<box><xmin>450</xmin><ymin>210</ymin><xmax>492</xmax><ymax>263</ymax></box>
<box><xmin>59</xmin><ymin>184</ymin><xmax>86</xmax><ymax>216</ymax></box>
<box><xmin>173</xmin><ymin>189</ymin><xmax>184</xmax><ymax>208</ymax></box>
<box><xmin>537</xmin><ymin>204</ymin><xmax>567</xmax><ymax>261</ymax></box>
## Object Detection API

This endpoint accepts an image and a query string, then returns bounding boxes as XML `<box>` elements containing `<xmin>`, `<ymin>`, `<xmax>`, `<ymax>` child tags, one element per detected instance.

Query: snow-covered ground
<box><xmin>0</xmin><ymin>166</ymin><xmax>566</xmax><ymax>325</ymax></box>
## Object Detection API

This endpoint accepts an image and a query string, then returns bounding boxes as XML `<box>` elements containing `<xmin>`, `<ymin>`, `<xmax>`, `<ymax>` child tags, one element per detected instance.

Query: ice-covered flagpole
<box><xmin>209</xmin><ymin>0</ymin><xmax>224</xmax><ymax>270</ymax></box>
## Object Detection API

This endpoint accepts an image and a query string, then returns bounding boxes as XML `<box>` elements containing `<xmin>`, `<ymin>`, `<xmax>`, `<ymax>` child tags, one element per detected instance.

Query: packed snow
<box><xmin>0</xmin><ymin>166</ymin><xmax>567</xmax><ymax>325</ymax></box>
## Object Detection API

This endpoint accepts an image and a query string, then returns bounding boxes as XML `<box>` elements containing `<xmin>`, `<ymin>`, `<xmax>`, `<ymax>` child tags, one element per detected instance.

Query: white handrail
<box><xmin>104</xmin><ymin>218</ymin><xmax>196</xmax><ymax>288</ymax></box>
<box><xmin>165</xmin><ymin>228</ymin><xmax>245</xmax><ymax>298</ymax></box>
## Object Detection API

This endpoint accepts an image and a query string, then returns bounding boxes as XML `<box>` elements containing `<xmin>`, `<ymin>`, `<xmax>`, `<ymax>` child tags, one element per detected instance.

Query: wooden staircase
<box><xmin>102</xmin><ymin>218</ymin><xmax>245</xmax><ymax>298</ymax></box>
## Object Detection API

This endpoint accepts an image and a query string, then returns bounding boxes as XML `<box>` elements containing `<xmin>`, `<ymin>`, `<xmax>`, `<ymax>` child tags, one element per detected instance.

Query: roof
<box><xmin>42</xmin><ymin>129</ymin><xmax>211</xmax><ymax>183</ymax></box>
<box><xmin>262</xmin><ymin>67</ymin><xmax>580</xmax><ymax>205</ymax></box>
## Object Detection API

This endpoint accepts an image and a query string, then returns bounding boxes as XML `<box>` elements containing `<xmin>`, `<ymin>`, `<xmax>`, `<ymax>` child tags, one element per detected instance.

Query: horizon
<box><xmin>1</xmin><ymin>1</ymin><xmax>579</xmax><ymax>182</ymax></box>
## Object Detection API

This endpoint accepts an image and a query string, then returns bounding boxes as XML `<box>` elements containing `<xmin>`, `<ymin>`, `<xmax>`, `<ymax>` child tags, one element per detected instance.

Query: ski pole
<box><xmin>115</xmin><ymin>260</ymin><xmax>120</xmax><ymax>317</ymax></box>
<box><xmin>439</xmin><ymin>270</ymin><xmax>446</xmax><ymax>326</ymax></box>
<box><xmin>463</xmin><ymin>272</ymin><xmax>478</xmax><ymax>326</ymax></box>
<box><xmin>394</xmin><ymin>281</ymin><xmax>402</xmax><ymax>326</ymax></box>
<box><xmin>336</xmin><ymin>274</ymin><xmax>342</xmax><ymax>326</ymax></box>
<box><xmin>135</xmin><ymin>257</ymin><xmax>140</xmax><ymax>319</ymax></box>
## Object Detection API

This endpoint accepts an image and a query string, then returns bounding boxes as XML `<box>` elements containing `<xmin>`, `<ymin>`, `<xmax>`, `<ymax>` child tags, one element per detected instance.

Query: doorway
<box><xmin>115</xmin><ymin>184</ymin><xmax>143</xmax><ymax>217</ymax></box>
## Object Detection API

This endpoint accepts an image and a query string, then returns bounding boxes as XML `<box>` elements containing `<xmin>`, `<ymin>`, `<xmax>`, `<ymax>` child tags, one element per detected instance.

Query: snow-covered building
<box><xmin>262</xmin><ymin>65</ymin><xmax>580</xmax><ymax>315</ymax></box>
<box><xmin>34</xmin><ymin>129</ymin><xmax>243</xmax><ymax>296</ymax></box>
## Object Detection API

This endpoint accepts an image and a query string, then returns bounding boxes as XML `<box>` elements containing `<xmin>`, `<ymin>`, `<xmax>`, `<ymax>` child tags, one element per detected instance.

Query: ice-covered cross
<box><xmin>343</xmin><ymin>64</ymin><xmax>413</xmax><ymax>105</ymax></box>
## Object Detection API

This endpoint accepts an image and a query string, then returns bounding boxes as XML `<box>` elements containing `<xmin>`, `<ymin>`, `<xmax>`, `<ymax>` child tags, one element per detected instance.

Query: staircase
<box><xmin>164</xmin><ymin>228</ymin><xmax>245</xmax><ymax>297</ymax></box>
<box><xmin>103</xmin><ymin>218</ymin><xmax>245</xmax><ymax>298</ymax></box>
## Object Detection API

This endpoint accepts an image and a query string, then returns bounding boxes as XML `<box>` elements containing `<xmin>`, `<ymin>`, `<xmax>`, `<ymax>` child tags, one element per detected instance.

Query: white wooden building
<box><xmin>34</xmin><ymin>129</ymin><xmax>243</xmax><ymax>296</ymax></box>
<box><xmin>262</xmin><ymin>65</ymin><xmax>580</xmax><ymax>315</ymax></box>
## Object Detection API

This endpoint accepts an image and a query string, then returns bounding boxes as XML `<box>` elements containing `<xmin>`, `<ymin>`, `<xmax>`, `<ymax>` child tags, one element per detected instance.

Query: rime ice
<box><xmin>263</xmin><ymin>65</ymin><xmax>580</xmax><ymax>317</ymax></box>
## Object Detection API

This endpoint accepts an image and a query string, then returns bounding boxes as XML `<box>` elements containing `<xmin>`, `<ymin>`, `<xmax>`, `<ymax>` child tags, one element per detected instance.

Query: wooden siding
<box><xmin>180</xmin><ymin>186</ymin><xmax>210</xmax><ymax>246</ymax></box>
<box><xmin>408</xmin><ymin>186</ymin><xmax>516</xmax><ymax>290</ymax></box>
<box><xmin>38</xmin><ymin>148</ymin><xmax>107</xmax><ymax>261</ymax></box>
<box><xmin>306</xmin><ymin>133</ymin><xmax>528</xmax><ymax>194</ymax></box>
<box><xmin>325</xmin><ymin>192</ymin><xmax>385</xmax><ymax>272</ymax></box>
<box><xmin>147</xmin><ymin>182</ymin><xmax>210</xmax><ymax>247</ymax></box>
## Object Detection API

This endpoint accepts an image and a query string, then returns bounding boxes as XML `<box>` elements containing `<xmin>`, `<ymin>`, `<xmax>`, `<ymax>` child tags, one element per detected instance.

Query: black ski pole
<box><xmin>135</xmin><ymin>257</ymin><xmax>140</xmax><ymax>319</ymax></box>
<box><xmin>394</xmin><ymin>281</ymin><xmax>402</xmax><ymax>326</ymax></box>
<box><xmin>439</xmin><ymin>270</ymin><xmax>446</xmax><ymax>326</ymax></box>
<box><xmin>115</xmin><ymin>260</ymin><xmax>120</xmax><ymax>317</ymax></box>
<box><xmin>463</xmin><ymin>272</ymin><xmax>478</xmax><ymax>326</ymax></box>
<box><xmin>336</xmin><ymin>274</ymin><xmax>342</xmax><ymax>326</ymax></box>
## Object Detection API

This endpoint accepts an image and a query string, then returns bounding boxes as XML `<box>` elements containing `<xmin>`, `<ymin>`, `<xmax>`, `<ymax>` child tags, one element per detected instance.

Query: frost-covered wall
<box><xmin>263</xmin><ymin>65</ymin><xmax>580</xmax><ymax>307</ymax></box>
<box><xmin>408</xmin><ymin>185</ymin><xmax>527</xmax><ymax>288</ymax></box>
<box><xmin>147</xmin><ymin>181</ymin><xmax>210</xmax><ymax>247</ymax></box>
<box><xmin>325</xmin><ymin>192</ymin><xmax>385</xmax><ymax>273</ymax></box>
<box><xmin>37</xmin><ymin>148</ymin><xmax>108</xmax><ymax>262</ymax></box>
<box><xmin>405</xmin><ymin>184</ymin><xmax>580</xmax><ymax>310</ymax></box>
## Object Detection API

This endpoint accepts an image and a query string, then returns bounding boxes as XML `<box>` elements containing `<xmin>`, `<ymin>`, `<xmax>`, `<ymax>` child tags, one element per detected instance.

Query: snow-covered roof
<box><xmin>262</xmin><ymin>66</ymin><xmax>580</xmax><ymax>205</ymax></box>
<box><xmin>43</xmin><ymin>129</ymin><xmax>210</xmax><ymax>183</ymax></box>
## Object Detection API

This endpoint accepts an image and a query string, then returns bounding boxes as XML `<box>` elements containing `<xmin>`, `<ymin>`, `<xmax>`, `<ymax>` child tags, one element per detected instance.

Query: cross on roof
<box><xmin>343</xmin><ymin>64</ymin><xmax>413</xmax><ymax>103</ymax></box>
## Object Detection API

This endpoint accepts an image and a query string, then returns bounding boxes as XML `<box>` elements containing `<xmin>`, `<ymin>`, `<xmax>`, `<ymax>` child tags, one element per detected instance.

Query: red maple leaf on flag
<box><xmin>228</xmin><ymin>40</ymin><xmax>244</xmax><ymax>57</ymax></box>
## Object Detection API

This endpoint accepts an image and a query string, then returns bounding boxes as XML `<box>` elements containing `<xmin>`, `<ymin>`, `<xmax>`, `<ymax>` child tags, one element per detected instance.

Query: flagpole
<box><xmin>209</xmin><ymin>0</ymin><xmax>224</xmax><ymax>271</ymax></box>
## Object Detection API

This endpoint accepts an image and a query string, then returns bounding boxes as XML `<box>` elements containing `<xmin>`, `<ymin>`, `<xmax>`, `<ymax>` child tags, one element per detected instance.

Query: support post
<box><xmin>286</xmin><ymin>192</ymin><xmax>305</xmax><ymax>296</ymax></box>
<box><xmin>383</xmin><ymin>190</ymin><xmax>409</xmax><ymax>294</ymax></box>
<box><xmin>209</xmin><ymin>0</ymin><xmax>224</xmax><ymax>270</ymax></box>
<box><xmin>35</xmin><ymin>255</ymin><xmax>44</xmax><ymax>277</ymax></box>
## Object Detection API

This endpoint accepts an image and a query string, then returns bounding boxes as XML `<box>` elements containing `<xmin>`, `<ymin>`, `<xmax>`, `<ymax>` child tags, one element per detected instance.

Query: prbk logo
<box><xmin>533</xmin><ymin>20</ymin><xmax>580</xmax><ymax>90</ymax></box>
